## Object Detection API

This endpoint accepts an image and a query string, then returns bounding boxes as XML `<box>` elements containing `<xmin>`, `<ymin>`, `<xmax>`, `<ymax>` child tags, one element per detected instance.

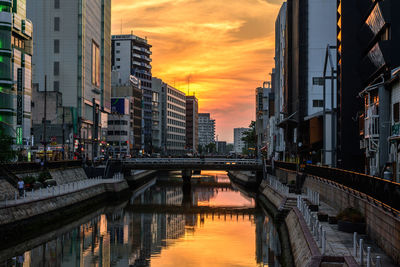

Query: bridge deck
<box><xmin>123</xmin><ymin>158</ymin><xmax>263</xmax><ymax>171</ymax></box>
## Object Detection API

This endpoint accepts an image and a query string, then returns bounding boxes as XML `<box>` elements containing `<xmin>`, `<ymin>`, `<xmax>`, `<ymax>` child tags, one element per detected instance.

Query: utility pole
<box><xmin>43</xmin><ymin>75</ymin><xmax>47</xmax><ymax>165</ymax></box>
<box><xmin>62</xmin><ymin>108</ymin><xmax>65</xmax><ymax>160</ymax></box>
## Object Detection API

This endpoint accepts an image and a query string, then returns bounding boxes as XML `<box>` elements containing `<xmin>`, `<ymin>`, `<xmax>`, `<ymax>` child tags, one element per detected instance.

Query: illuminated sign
<box><xmin>16</xmin><ymin>126</ymin><xmax>22</xmax><ymax>145</ymax></box>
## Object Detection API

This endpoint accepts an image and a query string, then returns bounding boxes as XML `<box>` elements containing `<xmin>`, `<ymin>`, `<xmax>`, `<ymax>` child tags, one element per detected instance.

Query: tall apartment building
<box><xmin>186</xmin><ymin>96</ymin><xmax>199</xmax><ymax>153</ymax></box>
<box><xmin>165</xmin><ymin>84</ymin><xmax>186</xmax><ymax>154</ymax></box>
<box><xmin>198</xmin><ymin>113</ymin><xmax>215</xmax><ymax>148</ymax></box>
<box><xmin>28</xmin><ymin>0</ymin><xmax>111</xmax><ymax>160</ymax></box>
<box><xmin>111</xmin><ymin>34</ymin><xmax>153</xmax><ymax>153</ymax></box>
<box><xmin>280</xmin><ymin>0</ymin><xmax>336</xmax><ymax>163</ymax></box>
<box><xmin>274</xmin><ymin>2</ymin><xmax>287</xmax><ymax>160</ymax></box>
<box><xmin>111</xmin><ymin>71</ymin><xmax>142</xmax><ymax>153</ymax></box>
<box><xmin>152</xmin><ymin>78</ymin><xmax>186</xmax><ymax>155</ymax></box>
<box><xmin>234</xmin><ymin>128</ymin><xmax>249</xmax><ymax>154</ymax></box>
<box><xmin>0</xmin><ymin>0</ymin><xmax>33</xmax><ymax>150</ymax></box>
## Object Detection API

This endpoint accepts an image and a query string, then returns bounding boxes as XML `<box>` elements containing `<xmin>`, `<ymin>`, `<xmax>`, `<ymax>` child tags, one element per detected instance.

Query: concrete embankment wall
<box><xmin>15</xmin><ymin>167</ymin><xmax>88</xmax><ymax>185</ymax></box>
<box><xmin>0</xmin><ymin>180</ymin><xmax>128</xmax><ymax>226</ymax></box>
<box><xmin>259</xmin><ymin>179</ymin><xmax>286</xmax><ymax>209</ymax></box>
<box><xmin>0</xmin><ymin>180</ymin><xmax>17</xmax><ymax>199</ymax></box>
<box><xmin>304</xmin><ymin>175</ymin><xmax>400</xmax><ymax>265</ymax></box>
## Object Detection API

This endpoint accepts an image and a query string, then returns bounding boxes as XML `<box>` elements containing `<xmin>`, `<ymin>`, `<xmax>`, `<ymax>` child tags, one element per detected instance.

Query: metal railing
<box><xmin>124</xmin><ymin>158</ymin><xmax>262</xmax><ymax>165</ymax></box>
<box><xmin>0</xmin><ymin>173</ymin><xmax>124</xmax><ymax>208</ymax></box>
<box><xmin>353</xmin><ymin>232</ymin><xmax>382</xmax><ymax>267</ymax></box>
<box><xmin>364</xmin><ymin>115</ymin><xmax>379</xmax><ymax>139</ymax></box>
<box><xmin>267</xmin><ymin>175</ymin><xmax>289</xmax><ymax>196</ymax></box>
<box><xmin>273</xmin><ymin>161</ymin><xmax>400</xmax><ymax>213</ymax></box>
<box><xmin>306</xmin><ymin>187</ymin><xmax>320</xmax><ymax>206</ymax></box>
<box><xmin>297</xmin><ymin>196</ymin><xmax>327</xmax><ymax>254</ymax></box>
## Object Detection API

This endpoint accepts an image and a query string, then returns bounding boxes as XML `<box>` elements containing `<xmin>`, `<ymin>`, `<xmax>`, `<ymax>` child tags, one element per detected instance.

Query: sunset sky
<box><xmin>111</xmin><ymin>0</ymin><xmax>284</xmax><ymax>142</ymax></box>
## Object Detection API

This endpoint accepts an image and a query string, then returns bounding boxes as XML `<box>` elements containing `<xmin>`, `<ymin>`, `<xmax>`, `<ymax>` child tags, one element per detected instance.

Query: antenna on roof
<box><xmin>120</xmin><ymin>18</ymin><xmax>122</xmax><ymax>34</ymax></box>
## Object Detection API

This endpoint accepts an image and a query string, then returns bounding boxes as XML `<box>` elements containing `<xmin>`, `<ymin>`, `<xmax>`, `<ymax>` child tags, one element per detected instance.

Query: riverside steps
<box><xmin>228</xmin><ymin>169</ymin><xmax>398</xmax><ymax>267</ymax></box>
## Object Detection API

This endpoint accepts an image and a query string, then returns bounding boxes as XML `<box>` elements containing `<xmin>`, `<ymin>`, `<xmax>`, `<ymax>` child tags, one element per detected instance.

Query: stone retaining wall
<box><xmin>0</xmin><ymin>180</ymin><xmax>128</xmax><ymax>226</ymax></box>
<box><xmin>0</xmin><ymin>180</ymin><xmax>17</xmax><ymax>200</ymax></box>
<box><xmin>304</xmin><ymin>175</ymin><xmax>400</xmax><ymax>265</ymax></box>
<box><xmin>285</xmin><ymin>208</ymin><xmax>321</xmax><ymax>267</ymax></box>
<box><xmin>259</xmin><ymin>179</ymin><xmax>286</xmax><ymax>209</ymax></box>
<box><xmin>49</xmin><ymin>168</ymin><xmax>88</xmax><ymax>184</ymax></box>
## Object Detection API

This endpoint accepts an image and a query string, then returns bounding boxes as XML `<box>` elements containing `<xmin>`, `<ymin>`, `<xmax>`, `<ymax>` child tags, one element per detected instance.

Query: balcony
<box><xmin>364</xmin><ymin>115</ymin><xmax>379</xmax><ymax>139</ymax></box>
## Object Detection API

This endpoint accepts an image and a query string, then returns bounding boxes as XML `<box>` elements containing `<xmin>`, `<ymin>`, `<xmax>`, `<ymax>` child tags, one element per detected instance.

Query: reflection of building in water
<box><xmin>18</xmin><ymin>214</ymin><xmax>112</xmax><ymax>267</ymax></box>
<box><xmin>255</xmin><ymin>214</ymin><xmax>282</xmax><ymax>267</ymax></box>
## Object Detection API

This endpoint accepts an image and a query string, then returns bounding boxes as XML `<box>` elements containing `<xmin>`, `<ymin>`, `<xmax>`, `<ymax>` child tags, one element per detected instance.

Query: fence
<box><xmin>0</xmin><ymin>173</ymin><xmax>124</xmax><ymax>208</ymax></box>
<box><xmin>297</xmin><ymin>196</ymin><xmax>327</xmax><ymax>254</ymax></box>
<box><xmin>274</xmin><ymin>161</ymin><xmax>400</xmax><ymax>212</ymax></box>
<box><xmin>267</xmin><ymin>175</ymin><xmax>289</xmax><ymax>196</ymax></box>
<box><xmin>352</xmin><ymin>232</ymin><xmax>382</xmax><ymax>267</ymax></box>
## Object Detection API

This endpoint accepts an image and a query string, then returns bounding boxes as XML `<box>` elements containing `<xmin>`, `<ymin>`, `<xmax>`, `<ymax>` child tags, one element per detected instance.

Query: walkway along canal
<box><xmin>0</xmin><ymin>170</ymin><xmax>292</xmax><ymax>267</ymax></box>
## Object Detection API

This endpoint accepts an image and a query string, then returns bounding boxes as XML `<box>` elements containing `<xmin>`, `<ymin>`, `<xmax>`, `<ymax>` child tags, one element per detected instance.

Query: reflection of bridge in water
<box><xmin>125</xmin><ymin>204</ymin><xmax>259</xmax><ymax>217</ymax></box>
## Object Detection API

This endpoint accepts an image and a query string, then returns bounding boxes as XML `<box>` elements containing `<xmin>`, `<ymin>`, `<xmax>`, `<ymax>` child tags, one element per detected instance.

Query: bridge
<box><xmin>122</xmin><ymin>158</ymin><xmax>263</xmax><ymax>171</ymax></box>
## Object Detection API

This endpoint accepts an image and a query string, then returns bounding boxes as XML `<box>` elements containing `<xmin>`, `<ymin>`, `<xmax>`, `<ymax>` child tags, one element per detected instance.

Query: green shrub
<box><xmin>37</xmin><ymin>172</ymin><xmax>51</xmax><ymax>183</ymax></box>
<box><xmin>23</xmin><ymin>175</ymin><xmax>36</xmax><ymax>185</ymax></box>
<box><xmin>337</xmin><ymin>207</ymin><xmax>365</xmax><ymax>223</ymax></box>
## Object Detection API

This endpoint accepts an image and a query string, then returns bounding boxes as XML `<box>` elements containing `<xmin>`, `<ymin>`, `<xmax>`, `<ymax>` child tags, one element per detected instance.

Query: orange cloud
<box><xmin>112</xmin><ymin>0</ymin><xmax>284</xmax><ymax>142</ymax></box>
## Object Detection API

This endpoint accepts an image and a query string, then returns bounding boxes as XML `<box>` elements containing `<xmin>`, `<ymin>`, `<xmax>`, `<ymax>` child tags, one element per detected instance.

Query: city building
<box><xmin>151</xmin><ymin>77</ymin><xmax>165</xmax><ymax>152</ymax></box>
<box><xmin>28</xmin><ymin>0</ymin><xmax>111</xmax><ymax>160</ymax></box>
<box><xmin>279</xmin><ymin>0</ymin><xmax>336</xmax><ymax>164</ymax></box>
<box><xmin>234</xmin><ymin>128</ymin><xmax>249</xmax><ymax>154</ymax></box>
<box><xmin>256</xmin><ymin>82</ymin><xmax>274</xmax><ymax>158</ymax></box>
<box><xmin>186</xmin><ymin>96</ymin><xmax>199</xmax><ymax>154</ymax></box>
<box><xmin>0</xmin><ymin>0</ymin><xmax>33</xmax><ymax>152</ymax></box>
<box><xmin>198</xmin><ymin>113</ymin><xmax>215</xmax><ymax>149</ymax></box>
<box><xmin>351</xmin><ymin>0</ymin><xmax>400</xmax><ymax>175</ymax></box>
<box><xmin>107</xmin><ymin>98</ymin><xmax>133</xmax><ymax>158</ymax></box>
<box><xmin>165</xmin><ymin>83</ymin><xmax>186</xmax><ymax>155</ymax></box>
<box><xmin>111</xmin><ymin>34</ymin><xmax>153</xmax><ymax>153</ymax></box>
<box><xmin>273</xmin><ymin>2</ymin><xmax>287</xmax><ymax>160</ymax></box>
<box><xmin>111</xmin><ymin>71</ymin><xmax>143</xmax><ymax>154</ymax></box>
<box><xmin>152</xmin><ymin>78</ymin><xmax>186</xmax><ymax>155</ymax></box>
<box><xmin>216</xmin><ymin>141</ymin><xmax>227</xmax><ymax>155</ymax></box>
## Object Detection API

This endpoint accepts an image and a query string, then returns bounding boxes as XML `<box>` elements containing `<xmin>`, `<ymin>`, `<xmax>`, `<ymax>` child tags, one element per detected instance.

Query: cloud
<box><xmin>112</xmin><ymin>0</ymin><xmax>281</xmax><ymax>142</ymax></box>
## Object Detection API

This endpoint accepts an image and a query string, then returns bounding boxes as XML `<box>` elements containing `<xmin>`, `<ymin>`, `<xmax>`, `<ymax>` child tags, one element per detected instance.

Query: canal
<box><xmin>0</xmin><ymin>171</ymin><xmax>286</xmax><ymax>267</ymax></box>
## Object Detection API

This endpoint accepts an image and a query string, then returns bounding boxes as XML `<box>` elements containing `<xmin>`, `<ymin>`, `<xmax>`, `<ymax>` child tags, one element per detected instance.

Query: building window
<box><xmin>54</xmin><ymin>61</ymin><xmax>60</xmax><ymax>76</ymax></box>
<box><xmin>116</xmin><ymin>50</ymin><xmax>120</xmax><ymax>54</ymax></box>
<box><xmin>54</xmin><ymin>39</ymin><xmax>60</xmax><ymax>53</ymax></box>
<box><xmin>92</xmin><ymin>41</ymin><xmax>100</xmax><ymax>87</ymax></box>
<box><xmin>116</xmin><ymin>58</ymin><xmax>120</xmax><ymax>61</ymax></box>
<box><xmin>312</xmin><ymin>99</ymin><xmax>324</xmax><ymax>107</ymax></box>
<box><xmin>116</xmin><ymin>42</ymin><xmax>120</xmax><ymax>46</ymax></box>
<box><xmin>54</xmin><ymin>81</ymin><xmax>59</xmax><ymax>91</ymax></box>
<box><xmin>54</xmin><ymin>17</ymin><xmax>60</xmax><ymax>31</ymax></box>
<box><xmin>394</xmin><ymin>102</ymin><xmax>399</xmax><ymax>122</ymax></box>
<box><xmin>54</xmin><ymin>0</ymin><xmax>60</xmax><ymax>9</ymax></box>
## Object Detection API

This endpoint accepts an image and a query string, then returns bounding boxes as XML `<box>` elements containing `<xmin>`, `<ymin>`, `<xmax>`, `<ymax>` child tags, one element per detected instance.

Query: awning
<box><xmin>277</xmin><ymin>117</ymin><xmax>297</xmax><ymax>128</ymax></box>
<box><xmin>304</xmin><ymin>111</ymin><xmax>323</xmax><ymax>121</ymax></box>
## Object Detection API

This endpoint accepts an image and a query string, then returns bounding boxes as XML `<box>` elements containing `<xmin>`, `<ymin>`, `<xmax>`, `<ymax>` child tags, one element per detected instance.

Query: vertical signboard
<box><xmin>17</xmin><ymin>68</ymin><xmax>23</xmax><ymax>125</ymax></box>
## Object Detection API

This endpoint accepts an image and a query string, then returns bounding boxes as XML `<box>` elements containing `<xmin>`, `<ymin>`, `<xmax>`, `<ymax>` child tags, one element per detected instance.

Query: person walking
<box><xmin>18</xmin><ymin>178</ymin><xmax>24</xmax><ymax>197</ymax></box>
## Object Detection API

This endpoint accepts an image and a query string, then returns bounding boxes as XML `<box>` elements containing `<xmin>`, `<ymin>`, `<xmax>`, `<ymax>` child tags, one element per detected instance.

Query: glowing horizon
<box><xmin>112</xmin><ymin>0</ymin><xmax>284</xmax><ymax>142</ymax></box>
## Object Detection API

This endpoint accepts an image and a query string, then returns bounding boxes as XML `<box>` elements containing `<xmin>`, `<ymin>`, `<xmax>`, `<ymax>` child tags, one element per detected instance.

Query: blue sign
<box><xmin>111</xmin><ymin>98</ymin><xmax>125</xmax><ymax>114</ymax></box>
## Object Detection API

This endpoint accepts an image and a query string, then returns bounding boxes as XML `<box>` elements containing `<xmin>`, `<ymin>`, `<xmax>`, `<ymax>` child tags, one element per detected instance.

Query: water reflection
<box><xmin>1</xmin><ymin>171</ymin><xmax>282</xmax><ymax>267</ymax></box>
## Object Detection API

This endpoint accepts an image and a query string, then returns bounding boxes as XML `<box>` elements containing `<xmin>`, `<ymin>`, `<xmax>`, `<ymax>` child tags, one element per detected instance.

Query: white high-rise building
<box><xmin>198</xmin><ymin>113</ymin><xmax>215</xmax><ymax>147</ymax></box>
<box><xmin>234</xmin><ymin>128</ymin><xmax>249</xmax><ymax>154</ymax></box>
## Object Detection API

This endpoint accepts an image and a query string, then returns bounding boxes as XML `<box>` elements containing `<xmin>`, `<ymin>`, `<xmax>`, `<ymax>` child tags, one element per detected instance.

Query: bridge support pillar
<box><xmin>182</xmin><ymin>169</ymin><xmax>192</xmax><ymax>183</ymax></box>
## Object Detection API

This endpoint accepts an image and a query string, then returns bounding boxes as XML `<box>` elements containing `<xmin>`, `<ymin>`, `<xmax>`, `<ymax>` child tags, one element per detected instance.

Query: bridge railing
<box><xmin>273</xmin><ymin>161</ymin><xmax>400</xmax><ymax>213</ymax></box>
<box><xmin>124</xmin><ymin>158</ymin><xmax>262</xmax><ymax>165</ymax></box>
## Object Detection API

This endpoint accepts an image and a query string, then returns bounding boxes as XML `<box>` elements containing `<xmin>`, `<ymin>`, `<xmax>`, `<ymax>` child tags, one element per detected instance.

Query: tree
<box><xmin>0</xmin><ymin>125</ymin><xmax>16</xmax><ymax>162</ymax></box>
<box><xmin>204</xmin><ymin>143</ymin><xmax>216</xmax><ymax>154</ymax></box>
<box><xmin>241</xmin><ymin>121</ymin><xmax>256</xmax><ymax>155</ymax></box>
